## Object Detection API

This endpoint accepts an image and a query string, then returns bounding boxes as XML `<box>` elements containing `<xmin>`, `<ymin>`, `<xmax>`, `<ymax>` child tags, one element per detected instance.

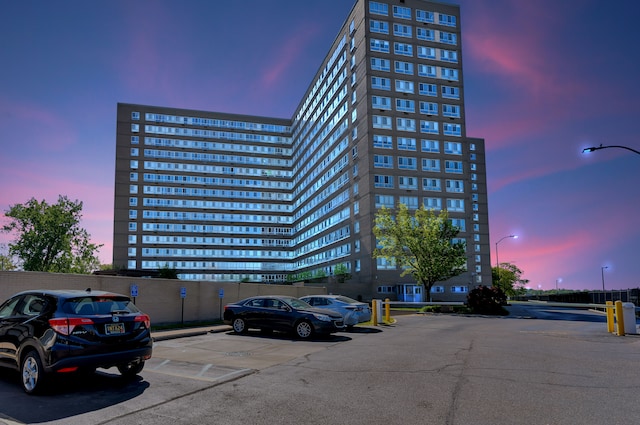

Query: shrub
<box><xmin>467</xmin><ymin>285</ymin><xmax>508</xmax><ymax>315</ymax></box>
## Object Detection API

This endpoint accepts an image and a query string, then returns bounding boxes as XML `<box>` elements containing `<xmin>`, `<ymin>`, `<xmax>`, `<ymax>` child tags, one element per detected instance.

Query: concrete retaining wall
<box><xmin>0</xmin><ymin>271</ymin><xmax>327</xmax><ymax>324</ymax></box>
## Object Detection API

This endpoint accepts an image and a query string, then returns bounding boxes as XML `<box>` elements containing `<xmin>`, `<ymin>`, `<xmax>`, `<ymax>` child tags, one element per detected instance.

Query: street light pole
<box><xmin>582</xmin><ymin>144</ymin><xmax>640</xmax><ymax>156</ymax></box>
<box><xmin>495</xmin><ymin>235</ymin><xmax>517</xmax><ymax>270</ymax></box>
<box><xmin>601</xmin><ymin>266</ymin><xmax>608</xmax><ymax>291</ymax></box>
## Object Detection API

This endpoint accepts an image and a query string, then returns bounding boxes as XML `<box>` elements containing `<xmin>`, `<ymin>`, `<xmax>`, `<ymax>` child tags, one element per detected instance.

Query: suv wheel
<box><xmin>117</xmin><ymin>360</ymin><xmax>145</xmax><ymax>378</ymax></box>
<box><xmin>21</xmin><ymin>350</ymin><xmax>46</xmax><ymax>395</ymax></box>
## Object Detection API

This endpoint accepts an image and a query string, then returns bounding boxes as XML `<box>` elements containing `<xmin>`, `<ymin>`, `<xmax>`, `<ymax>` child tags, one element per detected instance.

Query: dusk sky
<box><xmin>1</xmin><ymin>0</ymin><xmax>639</xmax><ymax>291</ymax></box>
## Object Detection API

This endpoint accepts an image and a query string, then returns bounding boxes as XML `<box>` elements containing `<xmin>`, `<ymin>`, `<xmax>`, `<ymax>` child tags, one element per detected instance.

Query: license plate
<box><xmin>105</xmin><ymin>323</ymin><xmax>125</xmax><ymax>335</ymax></box>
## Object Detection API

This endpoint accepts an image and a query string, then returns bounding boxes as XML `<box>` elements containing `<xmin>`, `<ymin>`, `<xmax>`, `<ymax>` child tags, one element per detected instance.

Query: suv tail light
<box><xmin>49</xmin><ymin>317</ymin><xmax>95</xmax><ymax>335</ymax></box>
<box><xmin>134</xmin><ymin>314</ymin><xmax>150</xmax><ymax>329</ymax></box>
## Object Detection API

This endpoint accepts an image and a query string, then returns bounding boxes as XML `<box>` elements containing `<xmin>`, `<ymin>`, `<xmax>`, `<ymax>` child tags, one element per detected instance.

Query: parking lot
<box><xmin>1</xmin><ymin>308</ymin><xmax>640</xmax><ymax>425</ymax></box>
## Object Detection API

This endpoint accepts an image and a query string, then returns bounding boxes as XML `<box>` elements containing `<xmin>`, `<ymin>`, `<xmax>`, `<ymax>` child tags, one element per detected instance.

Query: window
<box><xmin>369</xmin><ymin>1</ymin><xmax>388</xmax><ymax>15</ymax></box>
<box><xmin>424</xmin><ymin>197</ymin><xmax>442</xmax><ymax>210</ymax></box>
<box><xmin>450</xmin><ymin>218</ymin><xmax>466</xmax><ymax>231</ymax></box>
<box><xmin>420</xmin><ymin>120</ymin><xmax>439</xmax><ymax>134</ymax></box>
<box><xmin>129</xmin><ymin>185</ymin><xmax>138</xmax><ymax>194</ymax></box>
<box><xmin>420</xmin><ymin>101</ymin><xmax>438</xmax><ymax>115</ymax></box>
<box><xmin>423</xmin><ymin>178</ymin><xmax>442</xmax><ymax>191</ymax></box>
<box><xmin>351</xmin><ymin>55</ymin><xmax>356</xmax><ymax>69</ymax></box>
<box><xmin>372</xmin><ymin>115</ymin><xmax>392</xmax><ymax>129</ymax></box>
<box><xmin>130</xmin><ymin>148</ymin><xmax>139</xmax><ymax>157</ymax></box>
<box><xmin>395</xmin><ymin>98</ymin><xmax>415</xmax><ymax>113</ymax></box>
<box><xmin>417</xmin><ymin>46</ymin><xmax>436</xmax><ymax>59</ymax></box>
<box><xmin>398</xmin><ymin>156</ymin><xmax>417</xmax><ymax>170</ymax></box>
<box><xmin>370</xmin><ymin>19</ymin><xmax>389</xmax><ymax>34</ymax></box>
<box><xmin>422</xmin><ymin>158</ymin><xmax>440</xmax><ymax>172</ymax></box>
<box><xmin>446</xmin><ymin>179</ymin><xmax>464</xmax><ymax>193</ymax></box>
<box><xmin>374</xmin><ymin>154</ymin><xmax>393</xmax><ymax>168</ymax></box>
<box><xmin>398</xmin><ymin>176</ymin><xmax>418</xmax><ymax>190</ymax></box>
<box><xmin>396</xmin><ymin>118</ymin><xmax>416</xmax><ymax>132</ymax></box>
<box><xmin>442</xmin><ymin>85</ymin><xmax>460</xmax><ymax>99</ymax></box>
<box><xmin>131</xmin><ymin>111</ymin><xmax>140</xmax><ymax>120</ymax></box>
<box><xmin>446</xmin><ymin>198</ymin><xmax>464</xmax><ymax>212</ymax></box>
<box><xmin>418</xmin><ymin>64</ymin><xmax>437</xmax><ymax>78</ymax></box>
<box><xmin>451</xmin><ymin>286</ymin><xmax>468</xmax><ymax>294</ymax></box>
<box><xmin>442</xmin><ymin>104</ymin><xmax>460</xmax><ymax>118</ymax></box>
<box><xmin>394</xmin><ymin>61</ymin><xmax>414</xmax><ymax>75</ymax></box>
<box><xmin>444</xmin><ymin>141</ymin><xmax>463</xmax><ymax>155</ymax></box>
<box><xmin>131</xmin><ymin>123</ymin><xmax>139</xmax><ymax>132</ymax></box>
<box><xmin>371</xmin><ymin>57</ymin><xmax>391</xmax><ymax>71</ymax></box>
<box><xmin>130</xmin><ymin>160</ymin><xmax>138</xmax><ymax>169</ymax></box>
<box><xmin>355</xmin><ymin>259</ymin><xmax>361</xmax><ymax>272</ymax></box>
<box><xmin>421</xmin><ymin>139</ymin><xmax>439</xmax><ymax>152</ymax></box>
<box><xmin>397</xmin><ymin>137</ymin><xmax>416</xmax><ymax>151</ymax></box>
<box><xmin>372</xmin><ymin>76</ymin><xmax>391</xmax><ymax>90</ymax></box>
<box><xmin>393</xmin><ymin>5</ymin><xmax>411</xmax><ymax>19</ymax></box>
<box><xmin>129</xmin><ymin>172</ymin><xmax>138</xmax><ymax>181</ymax></box>
<box><xmin>370</xmin><ymin>38</ymin><xmax>390</xmax><ymax>53</ymax></box>
<box><xmin>416</xmin><ymin>10</ymin><xmax>434</xmax><ymax>23</ymax></box>
<box><xmin>129</xmin><ymin>197</ymin><xmax>137</xmax><ymax>206</ymax></box>
<box><xmin>394</xmin><ymin>42</ymin><xmax>413</xmax><ymax>57</ymax></box>
<box><xmin>443</xmin><ymin>123</ymin><xmax>462</xmax><ymax>136</ymax></box>
<box><xmin>377</xmin><ymin>258</ymin><xmax>396</xmax><ymax>270</ymax></box>
<box><xmin>440</xmin><ymin>49</ymin><xmax>458</xmax><ymax>63</ymax></box>
<box><xmin>128</xmin><ymin>235</ymin><xmax>137</xmax><ymax>244</ymax></box>
<box><xmin>128</xmin><ymin>223</ymin><xmax>137</xmax><ymax>232</ymax></box>
<box><xmin>440</xmin><ymin>67</ymin><xmax>459</xmax><ymax>81</ymax></box>
<box><xmin>431</xmin><ymin>286</ymin><xmax>445</xmax><ymax>293</ymax></box>
<box><xmin>417</xmin><ymin>27</ymin><xmax>435</xmax><ymax>41</ymax></box>
<box><xmin>438</xmin><ymin>13</ymin><xmax>457</xmax><ymax>27</ymax></box>
<box><xmin>372</xmin><ymin>95</ymin><xmax>392</xmax><ymax>110</ymax></box>
<box><xmin>131</xmin><ymin>135</ymin><xmax>139</xmax><ymax>144</ymax></box>
<box><xmin>445</xmin><ymin>160</ymin><xmax>463</xmax><ymax>173</ymax></box>
<box><xmin>129</xmin><ymin>210</ymin><xmax>137</xmax><ymax>219</ymax></box>
<box><xmin>439</xmin><ymin>31</ymin><xmax>457</xmax><ymax>45</ymax></box>
<box><xmin>350</xmin><ymin>20</ymin><xmax>355</xmax><ymax>34</ymax></box>
<box><xmin>393</xmin><ymin>24</ymin><xmax>412</xmax><ymax>38</ymax></box>
<box><xmin>375</xmin><ymin>194</ymin><xmax>394</xmax><ymax>208</ymax></box>
<box><xmin>373</xmin><ymin>134</ymin><xmax>393</xmax><ymax>149</ymax></box>
<box><xmin>399</xmin><ymin>196</ymin><xmax>419</xmax><ymax>209</ymax></box>
<box><xmin>419</xmin><ymin>83</ymin><xmax>438</xmax><ymax>97</ymax></box>
<box><xmin>374</xmin><ymin>175</ymin><xmax>394</xmax><ymax>188</ymax></box>
<box><xmin>395</xmin><ymin>79</ymin><xmax>414</xmax><ymax>93</ymax></box>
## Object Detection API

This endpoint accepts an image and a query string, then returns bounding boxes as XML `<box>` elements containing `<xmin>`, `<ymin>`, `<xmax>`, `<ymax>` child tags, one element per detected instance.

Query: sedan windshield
<box><xmin>285</xmin><ymin>297</ymin><xmax>313</xmax><ymax>310</ymax></box>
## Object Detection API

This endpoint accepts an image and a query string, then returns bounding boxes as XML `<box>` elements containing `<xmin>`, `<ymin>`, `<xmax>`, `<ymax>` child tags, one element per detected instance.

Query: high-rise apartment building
<box><xmin>114</xmin><ymin>0</ymin><xmax>491</xmax><ymax>302</ymax></box>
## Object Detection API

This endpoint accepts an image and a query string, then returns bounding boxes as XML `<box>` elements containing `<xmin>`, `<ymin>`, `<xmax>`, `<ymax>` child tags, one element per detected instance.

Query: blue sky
<box><xmin>1</xmin><ymin>0</ymin><xmax>639</xmax><ymax>291</ymax></box>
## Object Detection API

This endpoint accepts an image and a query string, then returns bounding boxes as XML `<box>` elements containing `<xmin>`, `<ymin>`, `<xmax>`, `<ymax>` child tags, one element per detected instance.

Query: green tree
<box><xmin>373</xmin><ymin>205</ymin><xmax>467</xmax><ymax>301</ymax></box>
<box><xmin>1</xmin><ymin>196</ymin><xmax>102</xmax><ymax>273</ymax></box>
<box><xmin>158</xmin><ymin>264</ymin><xmax>179</xmax><ymax>279</ymax></box>
<box><xmin>333</xmin><ymin>263</ymin><xmax>352</xmax><ymax>283</ymax></box>
<box><xmin>492</xmin><ymin>262</ymin><xmax>529</xmax><ymax>298</ymax></box>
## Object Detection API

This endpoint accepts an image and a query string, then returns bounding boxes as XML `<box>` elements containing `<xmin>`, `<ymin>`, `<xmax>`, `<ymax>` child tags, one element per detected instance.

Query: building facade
<box><xmin>114</xmin><ymin>0</ymin><xmax>491</xmax><ymax>302</ymax></box>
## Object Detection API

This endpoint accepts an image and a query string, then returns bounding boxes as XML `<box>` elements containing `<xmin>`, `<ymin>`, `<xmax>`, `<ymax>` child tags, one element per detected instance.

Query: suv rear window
<box><xmin>62</xmin><ymin>296</ymin><xmax>140</xmax><ymax>315</ymax></box>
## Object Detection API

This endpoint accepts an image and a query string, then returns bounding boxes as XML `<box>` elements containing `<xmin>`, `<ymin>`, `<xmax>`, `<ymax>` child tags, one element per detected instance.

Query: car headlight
<box><xmin>312</xmin><ymin>313</ymin><xmax>332</xmax><ymax>322</ymax></box>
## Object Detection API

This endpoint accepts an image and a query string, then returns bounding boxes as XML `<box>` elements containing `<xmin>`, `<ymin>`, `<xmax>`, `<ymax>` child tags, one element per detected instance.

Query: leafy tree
<box><xmin>333</xmin><ymin>263</ymin><xmax>352</xmax><ymax>283</ymax></box>
<box><xmin>1</xmin><ymin>196</ymin><xmax>102</xmax><ymax>274</ymax></box>
<box><xmin>373</xmin><ymin>204</ymin><xmax>467</xmax><ymax>301</ymax></box>
<box><xmin>158</xmin><ymin>264</ymin><xmax>179</xmax><ymax>279</ymax></box>
<box><xmin>492</xmin><ymin>262</ymin><xmax>529</xmax><ymax>298</ymax></box>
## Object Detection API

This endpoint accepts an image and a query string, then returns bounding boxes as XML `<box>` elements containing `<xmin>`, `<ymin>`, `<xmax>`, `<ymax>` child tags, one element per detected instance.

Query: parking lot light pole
<box><xmin>495</xmin><ymin>235</ymin><xmax>517</xmax><ymax>270</ymax></box>
<box><xmin>601</xmin><ymin>266</ymin><xmax>608</xmax><ymax>291</ymax></box>
<box><xmin>582</xmin><ymin>144</ymin><xmax>640</xmax><ymax>156</ymax></box>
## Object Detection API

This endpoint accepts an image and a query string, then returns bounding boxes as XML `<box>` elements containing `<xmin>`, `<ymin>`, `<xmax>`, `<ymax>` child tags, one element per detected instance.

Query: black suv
<box><xmin>0</xmin><ymin>288</ymin><xmax>153</xmax><ymax>394</ymax></box>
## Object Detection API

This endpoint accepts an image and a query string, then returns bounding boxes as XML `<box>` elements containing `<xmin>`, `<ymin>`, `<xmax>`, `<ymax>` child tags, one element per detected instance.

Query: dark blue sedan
<box><xmin>223</xmin><ymin>296</ymin><xmax>344</xmax><ymax>339</ymax></box>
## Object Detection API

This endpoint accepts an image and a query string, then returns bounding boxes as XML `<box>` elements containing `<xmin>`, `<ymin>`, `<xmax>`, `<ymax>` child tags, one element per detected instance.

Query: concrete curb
<box><xmin>152</xmin><ymin>325</ymin><xmax>232</xmax><ymax>341</ymax></box>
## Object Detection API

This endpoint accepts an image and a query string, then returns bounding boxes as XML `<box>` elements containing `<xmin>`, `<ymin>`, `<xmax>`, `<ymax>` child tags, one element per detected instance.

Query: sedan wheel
<box><xmin>233</xmin><ymin>317</ymin><xmax>247</xmax><ymax>334</ymax></box>
<box><xmin>21</xmin><ymin>350</ymin><xmax>45</xmax><ymax>395</ymax></box>
<box><xmin>295</xmin><ymin>321</ymin><xmax>313</xmax><ymax>339</ymax></box>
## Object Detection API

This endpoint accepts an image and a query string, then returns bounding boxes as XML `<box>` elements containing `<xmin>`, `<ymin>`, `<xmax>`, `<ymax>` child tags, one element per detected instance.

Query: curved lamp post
<box><xmin>495</xmin><ymin>235</ymin><xmax>518</xmax><ymax>270</ymax></box>
<box><xmin>582</xmin><ymin>144</ymin><xmax>640</xmax><ymax>156</ymax></box>
<box><xmin>601</xmin><ymin>266</ymin><xmax>608</xmax><ymax>291</ymax></box>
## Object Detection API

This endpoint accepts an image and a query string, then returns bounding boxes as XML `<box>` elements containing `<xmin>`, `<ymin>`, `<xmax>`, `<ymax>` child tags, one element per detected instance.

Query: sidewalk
<box><xmin>152</xmin><ymin>324</ymin><xmax>232</xmax><ymax>341</ymax></box>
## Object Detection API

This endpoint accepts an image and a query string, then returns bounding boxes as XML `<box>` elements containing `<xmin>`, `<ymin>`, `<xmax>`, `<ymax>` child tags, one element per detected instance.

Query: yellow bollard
<box><xmin>606</xmin><ymin>301</ymin><xmax>615</xmax><ymax>333</ymax></box>
<box><xmin>615</xmin><ymin>300</ymin><xmax>625</xmax><ymax>336</ymax></box>
<box><xmin>384</xmin><ymin>298</ymin><xmax>391</xmax><ymax>323</ymax></box>
<box><xmin>372</xmin><ymin>299</ymin><xmax>378</xmax><ymax>326</ymax></box>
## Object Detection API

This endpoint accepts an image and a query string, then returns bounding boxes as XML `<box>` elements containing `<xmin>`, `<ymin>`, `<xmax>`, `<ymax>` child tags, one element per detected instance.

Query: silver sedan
<box><xmin>299</xmin><ymin>295</ymin><xmax>371</xmax><ymax>327</ymax></box>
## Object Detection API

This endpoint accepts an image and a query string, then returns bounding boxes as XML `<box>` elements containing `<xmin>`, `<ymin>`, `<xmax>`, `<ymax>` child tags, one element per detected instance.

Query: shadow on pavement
<box><xmin>0</xmin><ymin>368</ymin><xmax>149</xmax><ymax>423</ymax></box>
